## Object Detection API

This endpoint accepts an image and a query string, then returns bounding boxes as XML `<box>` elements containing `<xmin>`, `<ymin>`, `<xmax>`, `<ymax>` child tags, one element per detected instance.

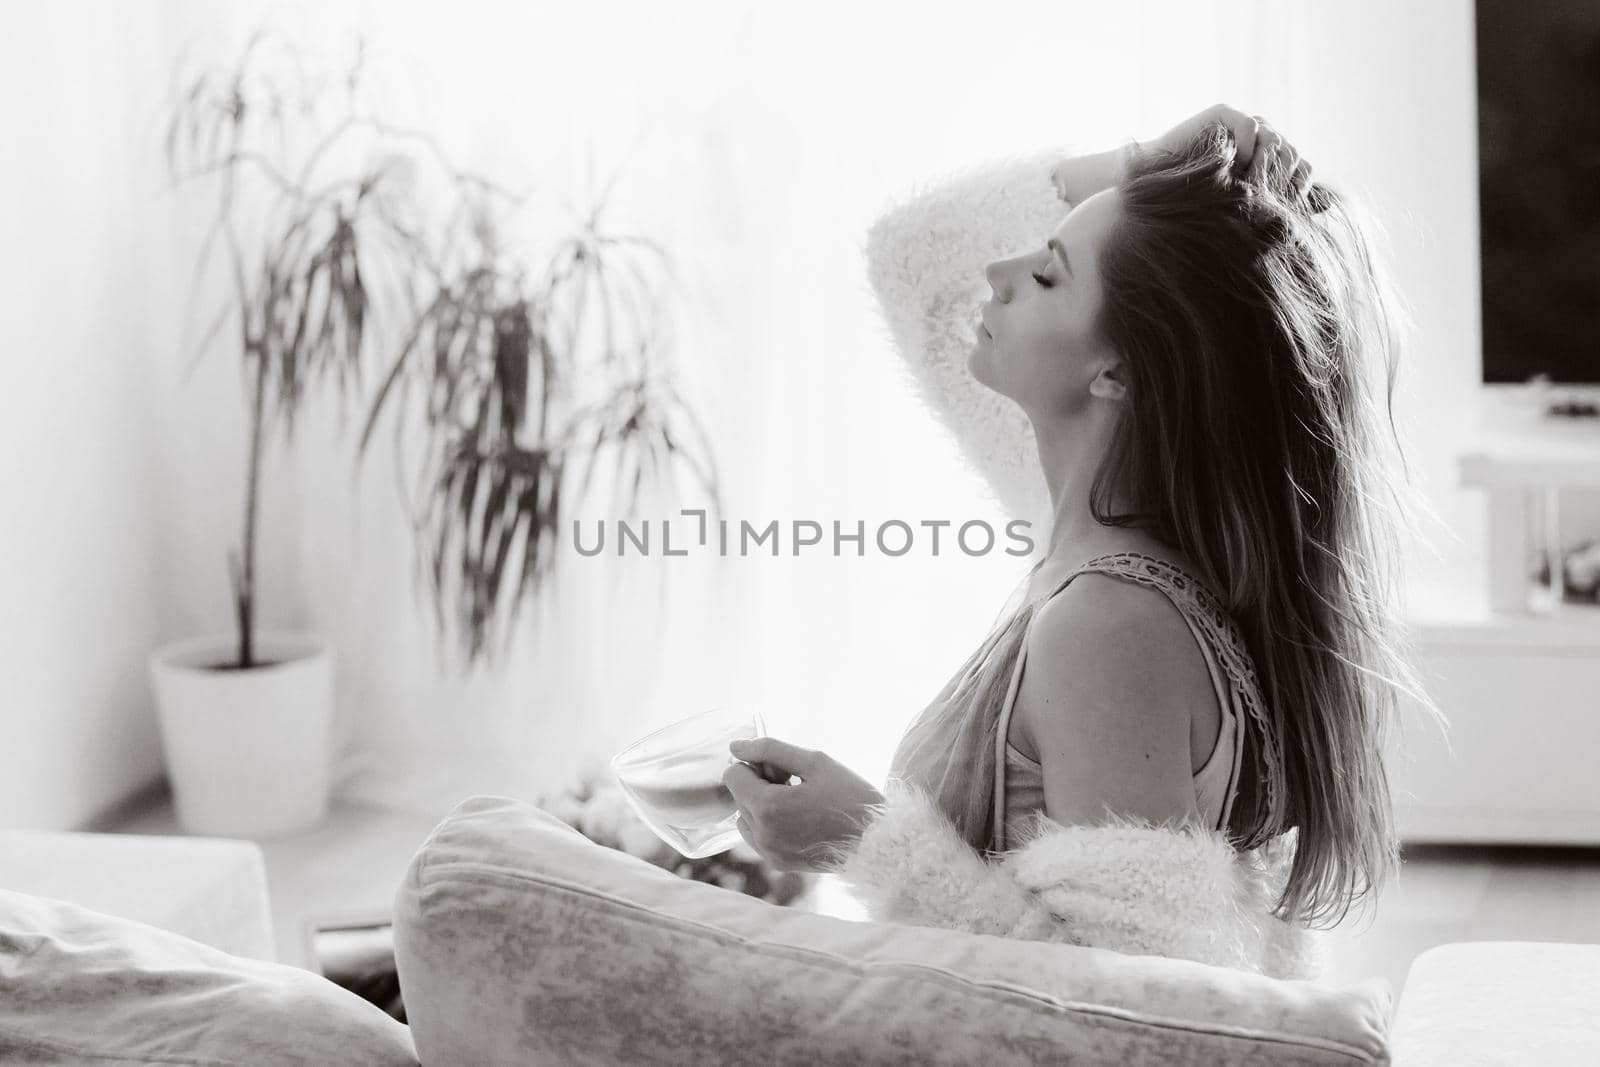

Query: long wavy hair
<box><xmin>1090</xmin><ymin>122</ymin><xmax>1438</xmax><ymax>928</ymax></box>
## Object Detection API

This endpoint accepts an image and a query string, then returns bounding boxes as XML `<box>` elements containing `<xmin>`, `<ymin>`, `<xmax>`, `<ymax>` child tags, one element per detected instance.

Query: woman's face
<box><xmin>971</xmin><ymin>188</ymin><xmax>1124</xmax><ymax>413</ymax></box>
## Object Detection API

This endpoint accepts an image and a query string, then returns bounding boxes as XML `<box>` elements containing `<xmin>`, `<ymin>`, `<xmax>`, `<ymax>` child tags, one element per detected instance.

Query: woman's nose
<box><xmin>984</xmin><ymin>258</ymin><xmax>1011</xmax><ymax>301</ymax></box>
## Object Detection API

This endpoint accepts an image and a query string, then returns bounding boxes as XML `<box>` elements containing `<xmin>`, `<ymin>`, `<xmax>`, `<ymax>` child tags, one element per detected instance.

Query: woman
<box><xmin>722</xmin><ymin>104</ymin><xmax>1426</xmax><ymax>979</ymax></box>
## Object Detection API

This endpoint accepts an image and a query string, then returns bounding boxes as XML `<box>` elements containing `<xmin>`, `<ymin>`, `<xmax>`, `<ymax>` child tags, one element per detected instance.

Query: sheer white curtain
<box><xmin>696</xmin><ymin>1</ymin><xmax>1313</xmax><ymax>784</ymax></box>
<box><xmin>146</xmin><ymin>0</ymin><xmax>1314</xmax><ymax>808</ymax></box>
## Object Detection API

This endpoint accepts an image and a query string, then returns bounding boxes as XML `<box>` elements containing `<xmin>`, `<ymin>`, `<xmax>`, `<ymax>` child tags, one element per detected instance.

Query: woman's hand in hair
<box><xmin>1243</xmin><ymin>115</ymin><xmax>1315</xmax><ymax>203</ymax></box>
<box><xmin>1155</xmin><ymin>103</ymin><xmax>1260</xmax><ymax>162</ymax></box>
<box><xmin>1155</xmin><ymin>104</ymin><xmax>1313</xmax><ymax>199</ymax></box>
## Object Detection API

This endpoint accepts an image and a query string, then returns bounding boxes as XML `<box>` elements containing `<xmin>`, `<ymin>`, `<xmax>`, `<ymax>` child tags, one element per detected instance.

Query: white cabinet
<box><xmin>1392</xmin><ymin>428</ymin><xmax>1600</xmax><ymax>844</ymax></box>
<box><xmin>1393</xmin><ymin>609</ymin><xmax>1600</xmax><ymax>844</ymax></box>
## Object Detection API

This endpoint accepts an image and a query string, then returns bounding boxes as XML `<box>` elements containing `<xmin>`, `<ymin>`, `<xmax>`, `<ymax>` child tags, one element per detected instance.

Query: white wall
<box><xmin>0</xmin><ymin>0</ymin><xmax>1502</xmax><ymax>827</ymax></box>
<box><xmin>1300</xmin><ymin>0</ymin><xmax>1489</xmax><ymax>600</ymax></box>
<box><xmin>0</xmin><ymin>3</ymin><xmax>310</xmax><ymax>829</ymax></box>
<box><xmin>0</xmin><ymin>7</ymin><xmax>175</xmax><ymax>828</ymax></box>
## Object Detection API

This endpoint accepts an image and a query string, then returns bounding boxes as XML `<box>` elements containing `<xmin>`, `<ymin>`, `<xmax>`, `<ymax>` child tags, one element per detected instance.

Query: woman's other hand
<box><xmin>1155</xmin><ymin>103</ymin><xmax>1313</xmax><ymax>201</ymax></box>
<box><xmin>1155</xmin><ymin>103</ymin><xmax>1260</xmax><ymax>164</ymax></box>
<box><xmin>722</xmin><ymin>738</ymin><xmax>885</xmax><ymax>874</ymax></box>
<box><xmin>1240</xmin><ymin>114</ymin><xmax>1314</xmax><ymax>202</ymax></box>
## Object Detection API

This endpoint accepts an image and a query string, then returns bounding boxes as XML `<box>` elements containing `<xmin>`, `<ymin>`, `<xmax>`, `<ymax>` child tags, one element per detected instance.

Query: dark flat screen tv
<box><xmin>1476</xmin><ymin>0</ymin><xmax>1600</xmax><ymax>384</ymax></box>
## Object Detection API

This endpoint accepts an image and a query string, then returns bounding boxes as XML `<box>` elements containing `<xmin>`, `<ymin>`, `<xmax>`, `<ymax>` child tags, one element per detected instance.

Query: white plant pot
<box><xmin>148</xmin><ymin>631</ymin><xmax>334</xmax><ymax>838</ymax></box>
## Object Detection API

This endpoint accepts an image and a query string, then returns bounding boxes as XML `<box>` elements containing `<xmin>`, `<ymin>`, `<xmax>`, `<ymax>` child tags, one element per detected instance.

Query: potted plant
<box><xmin>357</xmin><ymin>146</ymin><xmax>723</xmax><ymax>668</ymax></box>
<box><xmin>149</xmin><ymin>30</ymin><xmax>442</xmax><ymax>836</ymax></box>
<box><xmin>150</xmin><ymin>25</ymin><xmax>723</xmax><ymax>834</ymax></box>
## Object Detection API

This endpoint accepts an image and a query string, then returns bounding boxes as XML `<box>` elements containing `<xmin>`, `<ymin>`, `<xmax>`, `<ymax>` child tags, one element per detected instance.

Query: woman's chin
<box><xmin>967</xmin><ymin>341</ymin><xmax>999</xmax><ymax>390</ymax></box>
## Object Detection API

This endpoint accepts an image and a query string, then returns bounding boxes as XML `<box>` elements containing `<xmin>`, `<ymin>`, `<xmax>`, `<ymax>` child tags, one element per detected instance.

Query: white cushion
<box><xmin>0</xmin><ymin>829</ymin><xmax>274</xmax><ymax>960</ymax></box>
<box><xmin>395</xmin><ymin>795</ymin><xmax>1394</xmax><ymax>1066</ymax></box>
<box><xmin>0</xmin><ymin>889</ymin><xmax>417</xmax><ymax>1066</ymax></box>
<box><xmin>1391</xmin><ymin>940</ymin><xmax>1600</xmax><ymax>1066</ymax></box>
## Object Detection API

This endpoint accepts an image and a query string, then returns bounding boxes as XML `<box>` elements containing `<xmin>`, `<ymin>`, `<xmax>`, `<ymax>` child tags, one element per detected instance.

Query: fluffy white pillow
<box><xmin>0</xmin><ymin>889</ymin><xmax>418</xmax><ymax>1066</ymax></box>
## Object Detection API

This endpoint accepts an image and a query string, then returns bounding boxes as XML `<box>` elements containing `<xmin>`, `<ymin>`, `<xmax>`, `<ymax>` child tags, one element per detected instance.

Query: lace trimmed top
<box><xmin>888</xmin><ymin>549</ymin><xmax>1282</xmax><ymax>858</ymax></box>
<box><xmin>993</xmin><ymin>552</ymin><xmax>1258</xmax><ymax>851</ymax></box>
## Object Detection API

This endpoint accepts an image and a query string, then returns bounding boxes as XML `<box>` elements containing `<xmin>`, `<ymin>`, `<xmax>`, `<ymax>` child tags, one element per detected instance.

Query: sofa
<box><xmin>2</xmin><ymin>796</ymin><xmax>1597</xmax><ymax>1065</ymax></box>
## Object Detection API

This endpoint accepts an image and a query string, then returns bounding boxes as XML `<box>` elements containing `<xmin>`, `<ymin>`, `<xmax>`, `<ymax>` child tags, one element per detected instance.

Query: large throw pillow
<box><xmin>394</xmin><ymin>795</ymin><xmax>1392</xmax><ymax>1066</ymax></box>
<box><xmin>0</xmin><ymin>889</ymin><xmax>418</xmax><ymax>1066</ymax></box>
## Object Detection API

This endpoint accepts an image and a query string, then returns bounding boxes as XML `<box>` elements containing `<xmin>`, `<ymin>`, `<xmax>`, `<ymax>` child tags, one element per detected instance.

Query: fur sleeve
<box><xmin>823</xmin><ymin>778</ymin><xmax>1063</xmax><ymax>941</ymax></box>
<box><xmin>825</xmin><ymin>779</ymin><xmax>1326</xmax><ymax>979</ymax></box>
<box><xmin>859</xmin><ymin>148</ymin><xmax>1078</xmax><ymax>537</ymax></box>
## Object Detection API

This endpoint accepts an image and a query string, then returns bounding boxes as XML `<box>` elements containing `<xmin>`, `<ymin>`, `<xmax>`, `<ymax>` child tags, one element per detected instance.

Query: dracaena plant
<box><xmin>162</xmin><ymin>29</ymin><xmax>433</xmax><ymax>669</ymax></box>
<box><xmin>359</xmin><ymin>176</ymin><xmax>723</xmax><ymax>668</ymax></box>
<box><xmin>165</xmin><ymin>26</ymin><xmax>720</xmax><ymax>671</ymax></box>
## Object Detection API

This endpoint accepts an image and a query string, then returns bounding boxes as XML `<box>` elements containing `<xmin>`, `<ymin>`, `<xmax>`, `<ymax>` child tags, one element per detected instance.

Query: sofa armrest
<box><xmin>395</xmin><ymin>795</ymin><xmax>1393</xmax><ymax>1066</ymax></box>
<box><xmin>1390</xmin><ymin>941</ymin><xmax>1600</xmax><ymax>1066</ymax></box>
<box><xmin>0</xmin><ymin>829</ymin><xmax>274</xmax><ymax>961</ymax></box>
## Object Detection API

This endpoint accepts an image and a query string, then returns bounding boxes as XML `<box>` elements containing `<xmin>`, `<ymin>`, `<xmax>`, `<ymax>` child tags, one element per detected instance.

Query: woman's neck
<box><xmin>1030</xmin><ymin>409</ymin><xmax>1153</xmax><ymax>564</ymax></box>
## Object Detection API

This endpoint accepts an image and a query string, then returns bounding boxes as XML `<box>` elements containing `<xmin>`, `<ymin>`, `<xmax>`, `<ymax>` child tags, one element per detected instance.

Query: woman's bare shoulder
<box><xmin>1028</xmin><ymin>568</ymin><xmax>1201</xmax><ymax>674</ymax></box>
<box><xmin>1016</xmin><ymin>542</ymin><xmax>1222</xmax><ymax>797</ymax></box>
<box><xmin>1016</xmin><ymin>577</ymin><xmax>1208</xmax><ymax>826</ymax></box>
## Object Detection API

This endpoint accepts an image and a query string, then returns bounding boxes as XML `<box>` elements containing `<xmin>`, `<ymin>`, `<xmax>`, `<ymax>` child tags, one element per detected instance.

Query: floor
<box><xmin>1321</xmin><ymin>843</ymin><xmax>1600</xmax><ymax>996</ymax></box>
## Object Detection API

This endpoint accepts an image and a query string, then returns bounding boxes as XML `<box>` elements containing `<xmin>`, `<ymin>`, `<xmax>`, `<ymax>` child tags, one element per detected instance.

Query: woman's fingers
<box><xmin>722</xmin><ymin>760</ymin><xmax>767</xmax><ymax>806</ymax></box>
<box><xmin>1246</xmin><ymin>140</ymin><xmax>1275</xmax><ymax>181</ymax></box>
<box><xmin>729</xmin><ymin>736</ymin><xmax>821</xmax><ymax>778</ymax></box>
<box><xmin>1248</xmin><ymin>121</ymin><xmax>1307</xmax><ymax>186</ymax></box>
<box><xmin>1237</xmin><ymin>112</ymin><xmax>1262</xmax><ymax>169</ymax></box>
<box><xmin>1246</xmin><ymin>115</ymin><xmax>1278</xmax><ymax>176</ymax></box>
<box><xmin>754</xmin><ymin>761</ymin><xmax>790</xmax><ymax>784</ymax></box>
<box><xmin>1289</xmin><ymin>157</ymin><xmax>1314</xmax><ymax>198</ymax></box>
<box><xmin>1158</xmin><ymin>103</ymin><xmax>1256</xmax><ymax>164</ymax></box>
<box><xmin>1245</xmin><ymin>115</ymin><xmax>1316</xmax><ymax>204</ymax></box>
<box><xmin>1206</xmin><ymin>106</ymin><xmax>1259</xmax><ymax>169</ymax></box>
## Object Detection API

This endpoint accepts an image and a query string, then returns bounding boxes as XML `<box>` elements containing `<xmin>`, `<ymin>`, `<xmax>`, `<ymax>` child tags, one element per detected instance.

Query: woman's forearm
<box><xmin>859</xmin><ymin>147</ymin><xmax>1072</xmax><ymax>534</ymax></box>
<box><xmin>859</xmin><ymin>140</ymin><xmax>1137</xmax><ymax>536</ymax></box>
<box><xmin>825</xmin><ymin>779</ymin><xmax>1060</xmax><ymax>939</ymax></box>
<box><xmin>1048</xmin><ymin>143</ymin><xmax>1135</xmax><ymax>207</ymax></box>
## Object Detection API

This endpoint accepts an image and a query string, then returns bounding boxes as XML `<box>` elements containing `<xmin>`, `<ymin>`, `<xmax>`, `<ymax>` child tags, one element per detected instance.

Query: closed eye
<box><xmin>1032</xmin><ymin>272</ymin><xmax>1053</xmax><ymax>289</ymax></box>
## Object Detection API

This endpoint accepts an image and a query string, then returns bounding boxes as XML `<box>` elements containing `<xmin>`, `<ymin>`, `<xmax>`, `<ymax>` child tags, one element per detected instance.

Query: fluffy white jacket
<box><xmin>829</xmin><ymin>779</ymin><xmax>1324</xmax><ymax>981</ymax></box>
<box><xmin>840</xmin><ymin>150</ymin><xmax>1324</xmax><ymax>982</ymax></box>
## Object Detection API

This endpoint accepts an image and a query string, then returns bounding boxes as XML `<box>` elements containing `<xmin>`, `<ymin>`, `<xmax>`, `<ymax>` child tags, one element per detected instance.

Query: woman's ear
<box><xmin>1088</xmin><ymin>362</ymin><xmax>1127</xmax><ymax>402</ymax></box>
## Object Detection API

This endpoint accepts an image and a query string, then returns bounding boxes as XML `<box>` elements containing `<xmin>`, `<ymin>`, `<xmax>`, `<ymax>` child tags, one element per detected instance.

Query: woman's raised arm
<box><xmin>858</xmin><ymin>145</ymin><xmax>1124</xmax><ymax>540</ymax></box>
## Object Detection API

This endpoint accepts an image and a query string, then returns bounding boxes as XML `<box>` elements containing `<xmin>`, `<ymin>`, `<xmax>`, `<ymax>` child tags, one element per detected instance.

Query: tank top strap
<box><xmin>1058</xmin><ymin>551</ymin><xmax>1284</xmax><ymax>842</ymax></box>
<box><xmin>1051</xmin><ymin>552</ymin><xmax>1258</xmax><ymax>694</ymax></box>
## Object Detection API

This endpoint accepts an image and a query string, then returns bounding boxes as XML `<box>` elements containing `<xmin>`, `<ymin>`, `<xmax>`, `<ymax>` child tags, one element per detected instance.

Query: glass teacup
<box><xmin>611</xmin><ymin>707</ymin><xmax>767</xmax><ymax>859</ymax></box>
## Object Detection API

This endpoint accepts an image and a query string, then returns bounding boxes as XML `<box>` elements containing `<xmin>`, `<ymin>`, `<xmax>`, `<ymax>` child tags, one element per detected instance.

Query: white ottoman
<box><xmin>1390</xmin><ymin>941</ymin><xmax>1600</xmax><ymax>1066</ymax></box>
<box><xmin>0</xmin><ymin>830</ymin><xmax>275</xmax><ymax>961</ymax></box>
